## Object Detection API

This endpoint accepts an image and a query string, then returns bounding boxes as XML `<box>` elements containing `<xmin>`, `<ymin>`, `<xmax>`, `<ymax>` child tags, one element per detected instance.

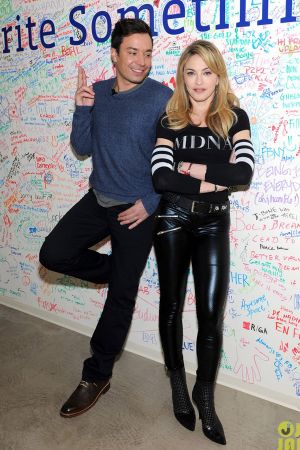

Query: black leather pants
<box><xmin>154</xmin><ymin>200</ymin><xmax>230</xmax><ymax>382</ymax></box>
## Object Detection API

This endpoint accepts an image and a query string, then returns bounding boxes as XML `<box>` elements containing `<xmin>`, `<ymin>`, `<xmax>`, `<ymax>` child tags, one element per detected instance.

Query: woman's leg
<box><xmin>191</xmin><ymin>213</ymin><xmax>230</xmax><ymax>381</ymax></box>
<box><xmin>191</xmin><ymin>212</ymin><xmax>230</xmax><ymax>445</ymax></box>
<box><xmin>154</xmin><ymin>204</ymin><xmax>195</xmax><ymax>431</ymax></box>
<box><xmin>154</xmin><ymin>224</ymin><xmax>191</xmax><ymax>370</ymax></box>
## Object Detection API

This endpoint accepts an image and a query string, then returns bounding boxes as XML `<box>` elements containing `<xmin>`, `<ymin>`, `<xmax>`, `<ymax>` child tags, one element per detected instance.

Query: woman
<box><xmin>151</xmin><ymin>40</ymin><xmax>254</xmax><ymax>445</ymax></box>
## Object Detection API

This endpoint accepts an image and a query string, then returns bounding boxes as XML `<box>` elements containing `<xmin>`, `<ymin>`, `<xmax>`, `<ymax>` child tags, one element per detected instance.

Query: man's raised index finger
<box><xmin>77</xmin><ymin>66</ymin><xmax>87</xmax><ymax>88</ymax></box>
<box><xmin>77</xmin><ymin>67</ymin><xmax>83</xmax><ymax>88</ymax></box>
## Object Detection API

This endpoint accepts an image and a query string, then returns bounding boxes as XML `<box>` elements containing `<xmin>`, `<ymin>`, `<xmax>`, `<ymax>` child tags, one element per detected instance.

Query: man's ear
<box><xmin>111</xmin><ymin>48</ymin><xmax>117</xmax><ymax>64</ymax></box>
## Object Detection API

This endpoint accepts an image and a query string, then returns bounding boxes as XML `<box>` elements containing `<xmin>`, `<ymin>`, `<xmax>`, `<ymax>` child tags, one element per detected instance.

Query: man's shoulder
<box><xmin>145</xmin><ymin>78</ymin><xmax>173</xmax><ymax>96</ymax></box>
<box><xmin>93</xmin><ymin>78</ymin><xmax>114</xmax><ymax>91</ymax></box>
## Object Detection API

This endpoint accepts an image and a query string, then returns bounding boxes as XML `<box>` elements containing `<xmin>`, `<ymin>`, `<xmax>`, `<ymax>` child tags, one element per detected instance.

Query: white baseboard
<box><xmin>1</xmin><ymin>295</ymin><xmax>299</xmax><ymax>412</ymax></box>
<box><xmin>0</xmin><ymin>295</ymin><xmax>94</xmax><ymax>337</ymax></box>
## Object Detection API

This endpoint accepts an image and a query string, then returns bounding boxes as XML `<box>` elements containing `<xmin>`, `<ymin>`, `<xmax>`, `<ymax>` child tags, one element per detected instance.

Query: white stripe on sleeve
<box><xmin>233</xmin><ymin>139</ymin><xmax>255</xmax><ymax>170</ymax></box>
<box><xmin>151</xmin><ymin>145</ymin><xmax>174</xmax><ymax>175</ymax></box>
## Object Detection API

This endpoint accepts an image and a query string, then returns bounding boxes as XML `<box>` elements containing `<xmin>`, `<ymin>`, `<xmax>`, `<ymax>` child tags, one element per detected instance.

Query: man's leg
<box><xmin>39</xmin><ymin>189</ymin><xmax>111</xmax><ymax>284</ymax></box>
<box><xmin>60</xmin><ymin>205</ymin><xmax>155</xmax><ymax>417</ymax></box>
<box><xmin>83</xmin><ymin>204</ymin><xmax>156</xmax><ymax>380</ymax></box>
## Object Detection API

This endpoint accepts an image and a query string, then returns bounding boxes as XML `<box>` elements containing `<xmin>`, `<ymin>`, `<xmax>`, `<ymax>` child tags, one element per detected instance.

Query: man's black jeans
<box><xmin>39</xmin><ymin>189</ymin><xmax>155</xmax><ymax>380</ymax></box>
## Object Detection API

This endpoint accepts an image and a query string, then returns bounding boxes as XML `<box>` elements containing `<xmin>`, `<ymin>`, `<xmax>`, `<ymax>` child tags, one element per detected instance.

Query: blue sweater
<box><xmin>70</xmin><ymin>77</ymin><xmax>172</xmax><ymax>214</ymax></box>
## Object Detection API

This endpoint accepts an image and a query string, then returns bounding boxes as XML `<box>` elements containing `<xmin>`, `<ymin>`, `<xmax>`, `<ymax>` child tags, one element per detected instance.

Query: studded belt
<box><xmin>162</xmin><ymin>193</ymin><xmax>229</xmax><ymax>214</ymax></box>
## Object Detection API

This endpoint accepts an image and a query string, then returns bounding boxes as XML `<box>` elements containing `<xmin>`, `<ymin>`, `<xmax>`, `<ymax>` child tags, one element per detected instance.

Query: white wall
<box><xmin>0</xmin><ymin>0</ymin><xmax>299</xmax><ymax>411</ymax></box>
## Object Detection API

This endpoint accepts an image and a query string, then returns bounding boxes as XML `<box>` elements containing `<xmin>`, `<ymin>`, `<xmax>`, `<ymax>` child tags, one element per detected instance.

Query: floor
<box><xmin>0</xmin><ymin>303</ymin><xmax>298</xmax><ymax>450</ymax></box>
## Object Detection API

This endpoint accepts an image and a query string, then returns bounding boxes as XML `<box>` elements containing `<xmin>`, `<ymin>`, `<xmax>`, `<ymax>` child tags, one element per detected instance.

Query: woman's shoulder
<box><xmin>156</xmin><ymin>113</ymin><xmax>184</xmax><ymax>141</ymax></box>
<box><xmin>158</xmin><ymin>112</ymin><xmax>175</xmax><ymax>131</ymax></box>
<box><xmin>158</xmin><ymin>113</ymin><xmax>194</xmax><ymax>131</ymax></box>
<box><xmin>231</xmin><ymin>106</ymin><xmax>250</xmax><ymax>121</ymax></box>
<box><xmin>229</xmin><ymin>106</ymin><xmax>251</xmax><ymax>136</ymax></box>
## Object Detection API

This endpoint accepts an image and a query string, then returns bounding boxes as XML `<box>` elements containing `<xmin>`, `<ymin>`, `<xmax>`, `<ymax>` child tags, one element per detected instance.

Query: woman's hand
<box><xmin>229</xmin><ymin>150</ymin><xmax>236</xmax><ymax>163</ymax></box>
<box><xmin>177</xmin><ymin>162</ymin><xmax>207</xmax><ymax>180</ymax></box>
<box><xmin>177</xmin><ymin>162</ymin><xmax>228</xmax><ymax>193</ymax></box>
<box><xmin>200</xmin><ymin>181</ymin><xmax>228</xmax><ymax>193</ymax></box>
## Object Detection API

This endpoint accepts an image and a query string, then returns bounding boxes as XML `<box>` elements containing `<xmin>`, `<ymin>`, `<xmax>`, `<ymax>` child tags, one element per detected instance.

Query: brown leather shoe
<box><xmin>60</xmin><ymin>379</ymin><xmax>110</xmax><ymax>418</ymax></box>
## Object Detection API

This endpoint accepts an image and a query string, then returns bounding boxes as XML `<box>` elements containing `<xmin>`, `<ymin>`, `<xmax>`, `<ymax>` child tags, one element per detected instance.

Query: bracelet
<box><xmin>178</xmin><ymin>161</ymin><xmax>192</xmax><ymax>176</ymax></box>
<box><xmin>186</xmin><ymin>162</ymin><xmax>192</xmax><ymax>176</ymax></box>
<box><xmin>214</xmin><ymin>184</ymin><xmax>218</xmax><ymax>193</ymax></box>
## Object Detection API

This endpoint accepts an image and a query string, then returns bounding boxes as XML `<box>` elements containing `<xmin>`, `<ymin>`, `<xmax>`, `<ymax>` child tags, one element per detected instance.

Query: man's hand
<box><xmin>118</xmin><ymin>199</ymin><xmax>149</xmax><ymax>229</ymax></box>
<box><xmin>75</xmin><ymin>67</ymin><xmax>95</xmax><ymax>106</ymax></box>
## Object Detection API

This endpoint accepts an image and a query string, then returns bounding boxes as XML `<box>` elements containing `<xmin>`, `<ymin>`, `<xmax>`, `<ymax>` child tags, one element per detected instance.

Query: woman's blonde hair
<box><xmin>165</xmin><ymin>40</ymin><xmax>239</xmax><ymax>138</ymax></box>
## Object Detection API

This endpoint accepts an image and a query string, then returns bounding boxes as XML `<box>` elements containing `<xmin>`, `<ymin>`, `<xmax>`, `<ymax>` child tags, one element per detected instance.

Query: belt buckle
<box><xmin>191</xmin><ymin>201</ymin><xmax>197</xmax><ymax>213</ymax></box>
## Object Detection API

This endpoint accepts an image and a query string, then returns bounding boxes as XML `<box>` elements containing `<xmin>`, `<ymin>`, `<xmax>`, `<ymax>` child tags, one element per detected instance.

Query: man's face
<box><xmin>111</xmin><ymin>33</ymin><xmax>153</xmax><ymax>90</ymax></box>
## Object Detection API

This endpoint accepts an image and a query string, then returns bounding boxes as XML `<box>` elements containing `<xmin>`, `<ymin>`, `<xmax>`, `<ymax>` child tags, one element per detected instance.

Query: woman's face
<box><xmin>183</xmin><ymin>54</ymin><xmax>219</xmax><ymax>105</ymax></box>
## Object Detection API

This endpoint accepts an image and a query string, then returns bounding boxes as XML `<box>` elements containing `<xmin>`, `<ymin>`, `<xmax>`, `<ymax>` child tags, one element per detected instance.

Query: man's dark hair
<box><xmin>111</xmin><ymin>18</ymin><xmax>153</xmax><ymax>52</ymax></box>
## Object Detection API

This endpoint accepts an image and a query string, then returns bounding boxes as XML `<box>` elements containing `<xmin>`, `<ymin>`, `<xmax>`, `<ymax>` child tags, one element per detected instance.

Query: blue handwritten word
<box><xmin>230</xmin><ymin>271</ymin><xmax>249</xmax><ymax>286</ymax></box>
<box><xmin>241</xmin><ymin>295</ymin><xmax>267</xmax><ymax>318</ymax></box>
<box><xmin>294</xmin><ymin>294</ymin><xmax>300</xmax><ymax>310</ymax></box>
<box><xmin>142</xmin><ymin>332</ymin><xmax>157</xmax><ymax>344</ymax></box>
<box><xmin>182</xmin><ymin>341</ymin><xmax>195</xmax><ymax>351</ymax></box>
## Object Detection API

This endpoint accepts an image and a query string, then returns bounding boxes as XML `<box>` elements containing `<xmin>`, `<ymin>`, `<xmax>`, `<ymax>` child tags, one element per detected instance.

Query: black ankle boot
<box><xmin>192</xmin><ymin>380</ymin><xmax>226</xmax><ymax>445</ymax></box>
<box><xmin>169</xmin><ymin>368</ymin><xmax>196</xmax><ymax>431</ymax></box>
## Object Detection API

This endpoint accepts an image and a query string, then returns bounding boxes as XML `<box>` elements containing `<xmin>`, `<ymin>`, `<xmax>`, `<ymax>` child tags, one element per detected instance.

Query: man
<box><xmin>39</xmin><ymin>18</ymin><xmax>172</xmax><ymax>418</ymax></box>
